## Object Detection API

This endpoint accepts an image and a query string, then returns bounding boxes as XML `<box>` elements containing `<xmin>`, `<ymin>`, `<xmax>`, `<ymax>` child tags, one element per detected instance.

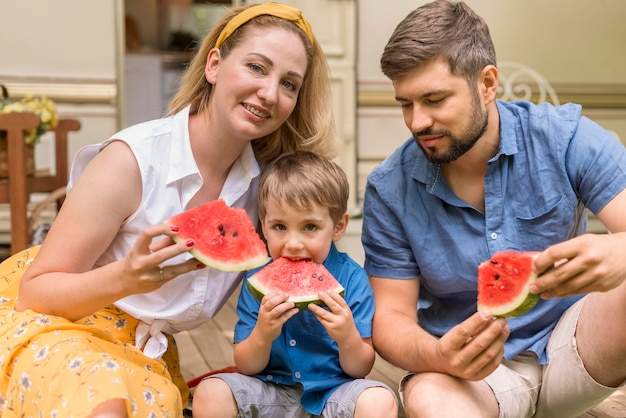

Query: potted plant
<box><xmin>0</xmin><ymin>84</ymin><xmax>59</xmax><ymax>177</ymax></box>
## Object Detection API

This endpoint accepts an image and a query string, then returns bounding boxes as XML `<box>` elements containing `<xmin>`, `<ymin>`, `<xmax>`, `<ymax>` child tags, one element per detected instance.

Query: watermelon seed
<box><xmin>232</xmin><ymin>231</ymin><xmax>239</xmax><ymax>237</ymax></box>
<box><xmin>494</xmin><ymin>274</ymin><xmax>500</xmax><ymax>280</ymax></box>
<box><xmin>490</xmin><ymin>260</ymin><xmax>497</xmax><ymax>264</ymax></box>
<box><xmin>312</xmin><ymin>273</ymin><xmax>318</xmax><ymax>278</ymax></box>
<box><xmin>218</xmin><ymin>224</ymin><xmax>225</xmax><ymax>236</ymax></box>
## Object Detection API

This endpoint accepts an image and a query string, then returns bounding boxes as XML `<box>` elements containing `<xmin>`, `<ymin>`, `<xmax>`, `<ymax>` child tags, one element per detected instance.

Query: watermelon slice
<box><xmin>247</xmin><ymin>257</ymin><xmax>345</xmax><ymax>311</ymax></box>
<box><xmin>477</xmin><ymin>251</ymin><xmax>548</xmax><ymax>318</ymax></box>
<box><xmin>164</xmin><ymin>199</ymin><xmax>270</xmax><ymax>272</ymax></box>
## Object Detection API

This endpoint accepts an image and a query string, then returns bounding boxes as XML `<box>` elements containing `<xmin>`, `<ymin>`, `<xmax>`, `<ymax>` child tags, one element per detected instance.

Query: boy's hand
<box><xmin>309</xmin><ymin>291</ymin><xmax>358</xmax><ymax>344</ymax></box>
<box><xmin>255</xmin><ymin>292</ymin><xmax>298</xmax><ymax>342</ymax></box>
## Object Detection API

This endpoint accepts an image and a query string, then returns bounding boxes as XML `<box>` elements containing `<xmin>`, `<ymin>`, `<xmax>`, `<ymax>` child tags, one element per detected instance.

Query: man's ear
<box><xmin>480</xmin><ymin>64</ymin><xmax>499</xmax><ymax>104</ymax></box>
<box><xmin>205</xmin><ymin>48</ymin><xmax>221</xmax><ymax>84</ymax></box>
<box><xmin>332</xmin><ymin>211</ymin><xmax>350</xmax><ymax>242</ymax></box>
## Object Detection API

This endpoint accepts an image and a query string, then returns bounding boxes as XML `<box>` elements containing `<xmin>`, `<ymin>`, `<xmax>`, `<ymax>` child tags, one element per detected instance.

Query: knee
<box><xmin>355</xmin><ymin>386</ymin><xmax>399</xmax><ymax>418</ymax></box>
<box><xmin>191</xmin><ymin>377</ymin><xmax>237</xmax><ymax>418</ymax></box>
<box><xmin>401</xmin><ymin>372</ymin><xmax>456</xmax><ymax>415</ymax></box>
<box><xmin>402</xmin><ymin>372</ymin><xmax>497</xmax><ymax>418</ymax></box>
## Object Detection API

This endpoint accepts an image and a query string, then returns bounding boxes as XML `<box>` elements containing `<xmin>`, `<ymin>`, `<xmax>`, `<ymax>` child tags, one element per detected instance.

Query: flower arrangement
<box><xmin>0</xmin><ymin>86</ymin><xmax>59</xmax><ymax>145</ymax></box>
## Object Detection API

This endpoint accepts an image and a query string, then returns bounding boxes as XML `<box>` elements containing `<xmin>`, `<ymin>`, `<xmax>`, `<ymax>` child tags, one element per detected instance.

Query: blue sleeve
<box><xmin>233</xmin><ymin>273</ymin><xmax>261</xmax><ymax>344</ymax></box>
<box><xmin>341</xmin><ymin>265</ymin><xmax>375</xmax><ymax>338</ymax></box>
<box><xmin>566</xmin><ymin>116</ymin><xmax>626</xmax><ymax>214</ymax></box>
<box><xmin>362</xmin><ymin>175</ymin><xmax>420</xmax><ymax>279</ymax></box>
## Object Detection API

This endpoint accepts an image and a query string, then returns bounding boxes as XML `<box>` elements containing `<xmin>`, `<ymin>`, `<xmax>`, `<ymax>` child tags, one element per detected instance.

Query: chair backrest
<box><xmin>496</xmin><ymin>61</ymin><xmax>560</xmax><ymax>105</ymax></box>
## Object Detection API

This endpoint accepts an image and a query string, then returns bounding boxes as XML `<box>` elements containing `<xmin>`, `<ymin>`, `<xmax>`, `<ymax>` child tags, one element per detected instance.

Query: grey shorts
<box><xmin>207</xmin><ymin>372</ymin><xmax>396</xmax><ymax>418</ymax></box>
<box><xmin>399</xmin><ymin>297</ymin><xmax>624</xmax><ymax>418</ymax></box>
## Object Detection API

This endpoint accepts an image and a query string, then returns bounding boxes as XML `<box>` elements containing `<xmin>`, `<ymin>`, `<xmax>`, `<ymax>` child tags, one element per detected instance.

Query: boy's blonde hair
<box><xmin>257</xmin><ymin>151</ymin><xmax>349</xmax><ymax>224</ymax></box>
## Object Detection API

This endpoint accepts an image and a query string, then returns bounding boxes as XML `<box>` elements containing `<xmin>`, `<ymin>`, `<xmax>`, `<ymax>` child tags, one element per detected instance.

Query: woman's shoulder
<box><xmin>112</xmin><ymin>115</ymin><xmax>177</xmax><ymax>145</ymax></box>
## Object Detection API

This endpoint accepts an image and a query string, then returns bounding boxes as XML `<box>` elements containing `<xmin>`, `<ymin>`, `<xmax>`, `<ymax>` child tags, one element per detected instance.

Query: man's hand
<box><xmin>532</xmin><ymin>232</ymin><xmax>626</xmax><ymax>299</ymax></box>
<box><xmin>436</xmin><ymin>311</ymin><xmax>509</xmax><ymax>381</ymax></box>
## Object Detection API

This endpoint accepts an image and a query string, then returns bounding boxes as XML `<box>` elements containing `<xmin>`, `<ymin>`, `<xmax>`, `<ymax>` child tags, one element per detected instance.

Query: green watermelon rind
<box><xmin>246</xmin><ymin>266</ymin><xmax>345</xmax><ymax>312</ymax></box>
<box><xmin>492</xmin><ymin>292</ymin><xmax>540</xmax><ymax>318</ymax></box>
<box><xmin>170</xmin><ymin>234</ymin><xmax>270</xmax><ymax>273</ymax></box>
<box><xmin>477</xmin><ymin>253</ymin><xmax>552</xmax><ymax>318</ymax></box>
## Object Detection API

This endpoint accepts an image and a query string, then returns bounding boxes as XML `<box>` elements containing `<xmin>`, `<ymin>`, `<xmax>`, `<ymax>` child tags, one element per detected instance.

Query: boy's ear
<box><xmin>332</xmin><ymin>211</ymin><xmax>350</xmax><ymax>242</ymax></box>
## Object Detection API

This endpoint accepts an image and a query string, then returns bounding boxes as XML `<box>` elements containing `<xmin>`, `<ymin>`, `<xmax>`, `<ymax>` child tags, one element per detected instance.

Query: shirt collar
<box><xmin>165</xmin><ymin>105</ymin><xmax>261</xmax><ymax>193</ymax></box>
<box><xmin>495</xmin><ymin>100</ymin><xmax>520</xmax><ymax>158</ymax></box>
<box><xmin>219</xmin><ymin>142</ymin><xmax>260</xmax><ymax>206</ymax></box>
<box><xmin>410</xmin><ymin>102</ymin><xmax>520</xmax><ymax>196</ymax></box>
<box><xmin>166</xmin><ymin>105</ymin><xmax>197</xmax><ymax>185</ymax></box>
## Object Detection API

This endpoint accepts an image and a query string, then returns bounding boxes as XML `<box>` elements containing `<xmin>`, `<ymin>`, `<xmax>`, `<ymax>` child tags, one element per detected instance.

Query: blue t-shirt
<box><xmin>234</xmin><ymin>243</ymin><xmax>374</xmax><ymax>415</ymax></box>
<box><xmin>362</xmin><ymin>100</ymin><xmax>626</xmax><ymax>364</ymax></box>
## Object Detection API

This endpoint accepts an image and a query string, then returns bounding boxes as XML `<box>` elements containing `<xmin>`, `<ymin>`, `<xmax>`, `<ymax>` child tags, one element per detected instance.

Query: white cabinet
<box><xmin>123</xmin><ymin>52</ymin><xmax>189</xmax><ymax>127</ymax></box>
<box><xmin>124</xmin><ymin>53</ymin><xmax>164</xmax><ymax>127</ymax></box>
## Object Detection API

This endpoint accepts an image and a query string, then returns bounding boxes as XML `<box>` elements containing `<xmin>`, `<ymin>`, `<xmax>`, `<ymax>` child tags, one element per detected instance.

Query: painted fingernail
<box><xmin>186</xmin><ymin>239</ymin><xmax>195</xmax><ymax>247</ymax></box>
<box><xmin>197</xmin><ymin>263</ymin><xmax>205</xmax><ymax>269</ymax></box>
<box><xmin>170</xmin><ymin>226</ymin><xmax>179</xmax><ymax>232</ymax></box>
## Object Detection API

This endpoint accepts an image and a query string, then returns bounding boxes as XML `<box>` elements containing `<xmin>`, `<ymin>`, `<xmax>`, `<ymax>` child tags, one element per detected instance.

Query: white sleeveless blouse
<box><xmin>68</xmin><ymin>105</ymin><xmax>261</xmax><ymax>358</ymax></box>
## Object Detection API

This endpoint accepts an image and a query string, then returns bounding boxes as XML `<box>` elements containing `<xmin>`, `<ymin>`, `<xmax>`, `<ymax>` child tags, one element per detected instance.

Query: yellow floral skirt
<box><xmin>0</xmin><ymin>247</ymin><xmax>189</xmax><ymax>417</ymax></box>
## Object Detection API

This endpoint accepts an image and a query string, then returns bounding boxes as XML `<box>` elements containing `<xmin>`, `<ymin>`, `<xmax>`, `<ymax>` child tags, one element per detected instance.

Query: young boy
<box><xmin>192</xmin><ymin>151</ymin><xmax>398</xmax><ymax>417</ymax></box>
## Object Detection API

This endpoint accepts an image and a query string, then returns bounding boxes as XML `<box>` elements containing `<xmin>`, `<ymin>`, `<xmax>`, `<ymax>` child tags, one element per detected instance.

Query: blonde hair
<box><xmin>168</xmin><ymin>4</ymin><xmax>339</xmax><ymax>166</ymax></box>
<box><xmin>257</xmin><ymin>151</ymin><xmax>349</xmax><ymax>224</ymax></box>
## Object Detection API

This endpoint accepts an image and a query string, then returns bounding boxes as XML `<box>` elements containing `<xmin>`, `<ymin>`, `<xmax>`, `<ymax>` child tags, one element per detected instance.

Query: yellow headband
<box><xmin>215</xmin><ymin>2</ymin><xmax>314</xmax><ymax>48</ymax></box>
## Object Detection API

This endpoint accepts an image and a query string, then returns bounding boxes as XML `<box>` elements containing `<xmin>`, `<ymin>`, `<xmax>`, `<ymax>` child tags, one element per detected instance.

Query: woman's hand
<box><xmin>121</xmin><ymin>223</ymin><xmax>206</xmax><ymax>294</ymax></box>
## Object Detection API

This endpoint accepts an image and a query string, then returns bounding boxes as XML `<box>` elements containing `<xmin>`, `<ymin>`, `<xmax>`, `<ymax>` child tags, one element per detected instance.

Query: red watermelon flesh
<box><xmin>247</xmin><ymin>257</ymin><xmax>345</xmax><ymax>311</ymax></box>
<box><xmin>477</xmin><ymin>251</ymin><xmax>543</xmax><ymax>318</ymax></box>
<box><xmin>164</xmin><ymin>199</ymin><xmax>270</xmax><ymax>272</ymax></box>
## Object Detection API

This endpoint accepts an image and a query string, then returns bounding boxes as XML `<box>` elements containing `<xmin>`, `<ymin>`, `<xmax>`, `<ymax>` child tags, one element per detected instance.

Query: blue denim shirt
<box><xmin>234</xmin><ymin>243</ymin><xmax>375</xmax><ymax>415</ymax></box>
<box><xmin>362</xmin><ymin>100</ymin><xmax>626</xmax><ymax>364</ymax></box>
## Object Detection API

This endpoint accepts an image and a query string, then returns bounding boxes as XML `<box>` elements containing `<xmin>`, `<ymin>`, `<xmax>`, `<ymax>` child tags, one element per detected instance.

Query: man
<box><xmin>361</xmin><ymin>1</ymin><xmax>626</xmax><ymax>417</ymax></box>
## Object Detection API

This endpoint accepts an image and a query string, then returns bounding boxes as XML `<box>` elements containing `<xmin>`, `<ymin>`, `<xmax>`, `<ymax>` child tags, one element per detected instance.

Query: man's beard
<box><xmin>414</xmin><ymin>96</ymin><xmax>489</xmax><ymax>165</ymax></box>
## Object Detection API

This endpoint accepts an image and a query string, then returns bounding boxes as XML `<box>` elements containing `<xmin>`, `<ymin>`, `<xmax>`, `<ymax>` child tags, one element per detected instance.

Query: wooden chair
<box><xmin>0</xmin><ymin>112</ymin><xmax>80</xmax><ymax>254</ymax></box>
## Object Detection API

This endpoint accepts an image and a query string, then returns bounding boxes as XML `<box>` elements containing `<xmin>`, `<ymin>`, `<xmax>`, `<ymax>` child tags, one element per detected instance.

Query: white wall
<box><xmin>0</xmin><ymin>0</ymin><xmax>118</xmax><ymax>80</ymax></box>
<box><xmin>343</xmin><ymin>0</ymin><xmax>626</xmax><ymax>259</ymax></box>
<box><xmin>358</xmin><ymin>0</ymin><xmax>626</xmax><ymax>85</ymax></box>
<box><xmin>356</xmin><ymin>1</ymin><xmax>626</xmax><ymax>202</ymax></box>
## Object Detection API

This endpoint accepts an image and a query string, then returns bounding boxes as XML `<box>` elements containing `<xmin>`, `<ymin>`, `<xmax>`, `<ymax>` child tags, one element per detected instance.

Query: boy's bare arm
<box><xmin>234</xmin><ymin>292</ymin><xmax>298</xmax><ymax>375</ymax></box>
<box><xmin>310</xmin><ymin>291</ymin><xmax>376</xmax><ymax>378</ymax></box>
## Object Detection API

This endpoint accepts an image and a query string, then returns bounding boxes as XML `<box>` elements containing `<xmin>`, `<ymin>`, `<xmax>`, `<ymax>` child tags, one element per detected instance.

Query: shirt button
<box><xmin>294</xmin><ymin>372</ymin><xmax>301</xmax><ymax>379</ymax></box>
<box><xmin>289</xmin><ymin>339</ymin><xmax>296</xmax><ymax>347</ymax></box>
<box><xmin>266</xmin><ymin>375</ymin><xmax>273</xmax><ymax>380</ymax></box>
<box><xmin>490</xmin><ymin>232</ymin><xmax>498</xmax><ymax>240</ymax></box>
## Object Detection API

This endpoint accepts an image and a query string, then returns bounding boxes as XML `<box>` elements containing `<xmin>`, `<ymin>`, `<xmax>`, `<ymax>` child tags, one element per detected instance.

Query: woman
<box><xmin>0</xmin><ymin>3</ymin><xmax>338</xmax><ymax>417</ymax></box>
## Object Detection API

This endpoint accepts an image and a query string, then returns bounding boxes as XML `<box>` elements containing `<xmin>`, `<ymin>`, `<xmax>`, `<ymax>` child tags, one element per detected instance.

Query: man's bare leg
<box><xmin>402</xmin><ymin>372</ymin><xmax>498</xmax><ymax>418</ymax></box>
<box><xmin>577</xmin><ymin>282</ymin><xmax>626</xmax><ymax>387</ymax></box>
